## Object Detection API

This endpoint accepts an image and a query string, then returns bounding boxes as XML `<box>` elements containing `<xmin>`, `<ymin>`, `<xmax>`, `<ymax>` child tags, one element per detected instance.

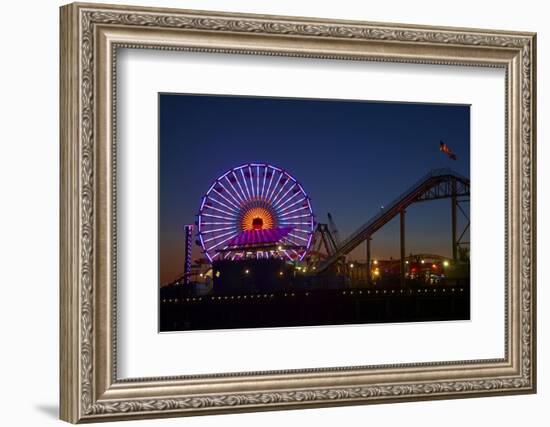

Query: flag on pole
<box><xmin>439</xmin><ymin>141</ymin><xmax>457</xmax><ymax>160</ymax></box>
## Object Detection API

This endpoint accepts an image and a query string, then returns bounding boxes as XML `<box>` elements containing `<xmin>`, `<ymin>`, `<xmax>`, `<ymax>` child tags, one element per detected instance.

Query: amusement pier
<box><xmin>160</xmin><ymin>164</ymin><xmax>470</xmax><ymax>331</ymax></box>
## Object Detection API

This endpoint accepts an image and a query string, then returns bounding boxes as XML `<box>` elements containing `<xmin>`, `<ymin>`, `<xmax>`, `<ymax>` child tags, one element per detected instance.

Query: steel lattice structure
<box><xmin>317</xmin><ymin>168</ymin><xmax>470</xmax><ymax>273</ymax></box>
<box><xmin>197</xmin><ymin>163</ymin><xmax>315</xmax><ymax>262</ymax></box>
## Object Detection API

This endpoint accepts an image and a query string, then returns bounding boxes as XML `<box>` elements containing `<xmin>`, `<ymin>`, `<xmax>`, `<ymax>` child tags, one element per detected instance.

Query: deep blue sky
<box><xmin>159</xmin><ymin>94</ymin><xmax>470</xmax><ymax>284</ymax></box>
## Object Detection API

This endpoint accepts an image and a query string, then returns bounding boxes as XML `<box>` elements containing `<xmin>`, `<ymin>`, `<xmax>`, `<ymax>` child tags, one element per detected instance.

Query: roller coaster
<box><xmin>313</xmin><ymin>168</ymin><xmax>470</xmax><ymax>283</ymax></box>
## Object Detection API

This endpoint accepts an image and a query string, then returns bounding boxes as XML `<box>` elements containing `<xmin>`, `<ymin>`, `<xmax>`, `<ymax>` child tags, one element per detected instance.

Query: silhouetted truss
<box><xmin>415</xmin><ymin>177</ymin><xmax>469</xmax><ymax>202</ymax></box>
<box><xmin>317</xmin><ymin>169</ymin><xmax>470</xmax><ymax>273</ymax></box>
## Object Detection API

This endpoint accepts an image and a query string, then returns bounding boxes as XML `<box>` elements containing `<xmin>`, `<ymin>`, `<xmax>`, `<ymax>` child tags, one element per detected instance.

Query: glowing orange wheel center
<box><xmin>241</xmin><ymin>207</ymin><xmax>274</xmax><ymax>231</ymax></box>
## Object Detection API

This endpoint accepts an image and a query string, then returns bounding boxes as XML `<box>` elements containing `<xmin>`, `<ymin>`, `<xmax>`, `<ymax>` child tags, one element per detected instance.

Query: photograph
<box><xmin>159</xmin><ymin>94</ymin><xmax>471</xmax><ymax>331</ymax></box>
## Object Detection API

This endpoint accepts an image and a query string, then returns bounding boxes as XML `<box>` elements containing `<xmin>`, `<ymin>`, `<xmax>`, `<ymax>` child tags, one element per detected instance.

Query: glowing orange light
<box><xmin>241</xmin><ymin>207</ymin><xmax>274</xmax><ymax>231</ymax></box>
<box><xmin>252</xmin><ymin>217</ymin><xmax>263</xmax><ymax>230</ymax></box>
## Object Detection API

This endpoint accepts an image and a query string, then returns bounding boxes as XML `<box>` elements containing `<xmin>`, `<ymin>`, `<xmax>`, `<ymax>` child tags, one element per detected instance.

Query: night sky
<box><xmin>159</xmin><ymin>94</ymin><xmax>470</xmax><ymax>285</ymax></box>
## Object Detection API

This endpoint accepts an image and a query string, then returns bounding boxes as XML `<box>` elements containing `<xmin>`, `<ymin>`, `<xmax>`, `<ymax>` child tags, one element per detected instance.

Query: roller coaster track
<box><xmin>316</xmin><ymin>168</ymin><xmax>470</xmax><ymax>273</ymax></box>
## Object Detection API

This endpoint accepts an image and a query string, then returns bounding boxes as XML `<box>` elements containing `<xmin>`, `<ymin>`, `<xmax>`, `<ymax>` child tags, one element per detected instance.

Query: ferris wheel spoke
<box><xmin>288</xmin><ymin>232</ymin><xmax>308</xmax><ymax>242</ymax></box>
<box><xmin>290</xmin><ymin>227</ymin><xmax>311</xmax><ymax>234</ymax></box>
<box><xmin>207</xmin><ymin>232</ymin><xmax>240</xmax><ymax>250</ymax></box>
<box><xmin>274</xmin><ymin>191</ymin><xmax>302</xmax><ymax>211</ymax></box>
<box><xmin>263</xmin><ymin>168</ymin><xmax>277</xmax><ymax>202</ymax></box>
<box><xmin>273</xmin><ymin>183</ymin><xmax>301</xmax><ymax>209</ymax></box>
<box><xmin>248</xmin><ymin>165</ymin><xmax>256</xmax><ymax>199</ymax></box>
<box><xmin>245</xmin><ymin>166</ymin><xmax>253</xmax><ymax>199</ymax></box>
<box><xmin>245</xmin><ymin>165</ymin><xmax>253</xmax><ymax>199</ymax></box>
<box><xmin>232</xmin><ymin>177</ymin><xmax>250</xmax><ymax>205</ymax></box>
<box><xmin>213</xmin><ymin>187</ymin><xmax>240</xmax><ymax>209</ymax></box>
<box><xmin>203</xmin><ymin>229</ymin><xmax>238</xmax><ymax>244</ymax></box>
<box><xmin>277</xmin><ymin>196</ymin><xmax>307</xmax><ymax>213</ymax></box>
<box><xmin>274</xmin><ymin>190</ymin><xmax>302</xmax><ymax>210</ymax></box>
<box><xmin>204</xmin><ymin>204</ymin><xmax>237</xmax><ymax>218</ymax></box>
<box><xmin>213</xmin><ymin>186</ymin><xmax>241</xmax><ymax>209</ymax></box>
<box><xmin>267</xmin><ymin>170</ymin><xmax>285</xmax><ymax>204</ymax></box>
<box><xmin>279</xmin><ymin>210</ymin><xmax>311</xmax><ymax>219</ymax></box>
<box><xmin>218</xmin><ymin>180</ymin><xmax>242</xmax><ymax>206</ymax></box>
<box><xmin>208</xmin><ymin>196</ymin><xmax>239</xmax><ymax>214</ymax></box>
<box><xmin>260</xmin><ymin>165</ymin><xmax>268</xmax><ymax>199</ymax></box>
<box><xmin>228</xmin><ymin>173</ymin><xmax>247</xmax><ymax>203</ymax></box>
<box><xmin>280</xmin><ymin>207</ymin><xmax>308</xmax><ymax>219</ymax></box>
<box><xmin>256</xmin><ymin>165</ymin><xmax>260</xmax><ymax>199</ymax></box>
<box><xmin>201</xmin><ymin>213</ymin><xmax>235</xmax><ymax>221</ymax></box>
<box><xmin>280</xmin><ymin>202</ymin><xmax>308</xmax><ymax>212</ymax></box>
<box><xmin>200</xmin><ymin>226</ymin><xmax>235</xmax><ymax>235</ymax></box>
<box><xmin>280</xmin><ymin>249</ymin><xmax>293</xmax><ymax>261</ymax></box>
<box><xmin>292</xmin><ymin>228</ymin><xmax>313</xmax><ymax>239</ymax></box>
<box><xmin>283</xmin><ymin>234</ymin><xmax>302</xmax><ymax>247</ymax></box>
<box><xmin>280</xmin><ymin>215</ymin><xmax>311</xmax><ymax>222</ymax></box>
<box><xmin>239</xmin><ymin>168</ymin><xmax>252</xmax><ymax>200</ymax></box>
<box><xmin>279</xmin><ymin>205</ymin><xmax>310</xmax><ymax>218</ymax></box>
<box><xmin>271</xmin><ymin>177</ymin><xmax>292</xmax><ymax>205</ymax></box>
<box><xmin>272</xmin><ymin>182</ymin><xmax>297</xmax><ymax>208</ymax></box>
<box><xmin>271</xmin><ymin>178</ymin><xmax>292</xmax><ymax>206</ymax></box>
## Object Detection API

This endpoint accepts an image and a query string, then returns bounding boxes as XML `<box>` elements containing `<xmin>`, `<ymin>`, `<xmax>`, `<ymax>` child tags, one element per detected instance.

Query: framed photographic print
<box><xmin>60</xmin><ymin>2</ymin><xmax>537</xmax><ymax>423</ymax></box>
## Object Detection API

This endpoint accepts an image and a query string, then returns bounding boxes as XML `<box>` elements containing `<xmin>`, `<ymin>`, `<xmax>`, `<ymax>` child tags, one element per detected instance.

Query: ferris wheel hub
<box><xmin>252</xmin><ymin>217</ymin><xmax>263</xmax><ymax>230</ymax></box>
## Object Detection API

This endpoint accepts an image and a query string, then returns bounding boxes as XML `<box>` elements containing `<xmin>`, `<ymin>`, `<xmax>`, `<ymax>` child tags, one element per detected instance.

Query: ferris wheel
<box><xmin>197</xmin><ymin>163</ymin><xmax>315</xmax><ymax>262</ymax></box>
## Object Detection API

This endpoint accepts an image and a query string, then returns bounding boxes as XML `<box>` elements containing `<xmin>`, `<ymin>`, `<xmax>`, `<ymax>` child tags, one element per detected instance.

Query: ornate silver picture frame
<box><xmin>60</xmin><ymin>2</ymin><xmax>536</xmax><ymax>423</ymax></box>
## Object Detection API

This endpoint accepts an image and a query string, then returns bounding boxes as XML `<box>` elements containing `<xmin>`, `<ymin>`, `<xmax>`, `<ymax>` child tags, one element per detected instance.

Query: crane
<box><xmin>327</xmin><ymin>213</ymin><xmax>340</xmax><ymax>247</ymax></box>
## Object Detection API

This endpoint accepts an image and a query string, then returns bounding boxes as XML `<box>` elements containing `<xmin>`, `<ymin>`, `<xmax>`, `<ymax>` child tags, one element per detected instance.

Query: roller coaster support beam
<box><xmin>451</xmin><ymin>179</ymin><xmax>458</xmax><ymax>262</ymax></box>
<box><xmin>366</xmin><ymin>237</ymin><xmax>372</xmax><ymax>285</ymax></box>
<box><xmin>400</xmin><ymin>210</ymin><xmax>406</xmax><ymax>288</ymax></box>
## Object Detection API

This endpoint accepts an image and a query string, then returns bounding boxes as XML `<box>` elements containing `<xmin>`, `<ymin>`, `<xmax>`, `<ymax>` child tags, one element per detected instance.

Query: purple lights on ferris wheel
<box><xmin>197</xmin><ymin>163</ymin><xmax>315</xmax><ymax>262</ymax></box>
